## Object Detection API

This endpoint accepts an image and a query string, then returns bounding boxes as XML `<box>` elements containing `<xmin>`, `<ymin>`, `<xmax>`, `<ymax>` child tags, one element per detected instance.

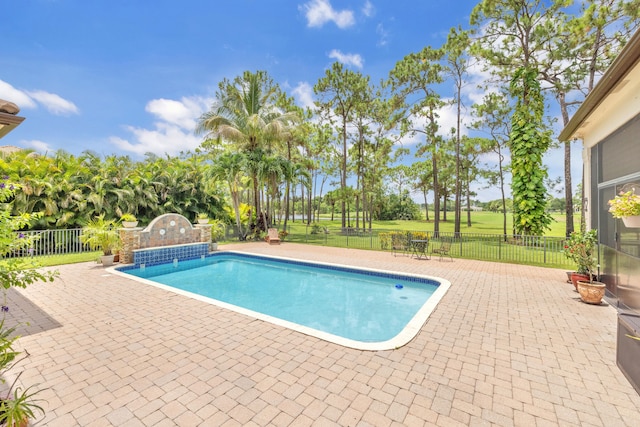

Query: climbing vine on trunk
<box><xmin>509</xmin><ymin>67</ymin><xmax>552</xmax><ymax>236</ymax></box>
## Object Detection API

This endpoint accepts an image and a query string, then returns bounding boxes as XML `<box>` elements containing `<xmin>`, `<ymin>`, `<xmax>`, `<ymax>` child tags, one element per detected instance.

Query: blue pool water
<box><xmin>117</xmin><ymin>252</ymin><xmax>446</xmax><ymax>347</ymax></box>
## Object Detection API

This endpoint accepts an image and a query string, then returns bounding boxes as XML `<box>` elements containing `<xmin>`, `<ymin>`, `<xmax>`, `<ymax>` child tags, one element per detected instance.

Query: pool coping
<box><xmin>107</xmin><ymin>250</ymin><xmax>451</xmax><ymax>351</ymax></box>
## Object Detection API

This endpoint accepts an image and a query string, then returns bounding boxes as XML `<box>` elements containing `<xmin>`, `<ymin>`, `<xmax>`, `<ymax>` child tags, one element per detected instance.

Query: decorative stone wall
<box><xmin>119</xmin><ymin>213</ymin><xmax>212</xmax><ymax>265</ymax></box>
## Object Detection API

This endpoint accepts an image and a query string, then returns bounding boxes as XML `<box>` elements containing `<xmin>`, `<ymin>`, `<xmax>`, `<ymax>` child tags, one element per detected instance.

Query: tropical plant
<box><xmin>0</xmin><ymin>178</ymin><xmax>58</xmax><ymax>290</ymax></box>
<box><xmin>120</xmin><ymin>213</ymin><xmax>136</xmax><ymax>222</ymax></box>
<box><xmin>563</xmin><ymin>229</ymin><xmax>598</xmax><ymax>277</ymax></box>
<box><xmin>608</xmin><ymin>190</ymin><xmax>640</xmax><ymax>218</ymax></box>
<box><xmin>209</xmin><ymin>219</ymin><xmax>226</xmax><ymax>242</ymax></box>
<box><xmin>0</xmin><ymin>320</ymin><xmax>45</xmax><ymax>427</ymax></box>
<box><xmin>509</xmin><ymin>66</ymin><xmax>553</xmax><ymax>236</ymax></box>
<box><xmin>0</xmin><ymin>178</ymin><xmax>51</xmax><ymax>425</ymax></box>
<box><xmin>207</xmin><ymin>152</ymin><xmax>248</xmax><ymax>239</ymax></box>
<box><xmin>196</xmin><ymin>70</ymin><xmax>300</xmax><ymax>230</ymax></box>
<box><xmin>80</xmin><ymin>215</ymin><xmax>120</xmax><ymax>256</ymax></box>
<box><xmin>0</xmin><ymin>380</ymin><xmax>45</xmax><ymax>426</ymax></box>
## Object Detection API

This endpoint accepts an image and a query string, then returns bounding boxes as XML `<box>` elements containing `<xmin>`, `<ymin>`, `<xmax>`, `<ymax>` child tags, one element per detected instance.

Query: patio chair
<box><xmin>265</xmin><ymin>228</ymin><xmax>281</xmax><ymax>245</ymax></box>
<box><xmin>391</xmin><ymin>233</ymin><xmax>408</xmax><ymax>257</ymax></box>
<box><xmin>431</xmin><ymin>240</ymin><xmax>453</xmax><ymax>261</ymax></box>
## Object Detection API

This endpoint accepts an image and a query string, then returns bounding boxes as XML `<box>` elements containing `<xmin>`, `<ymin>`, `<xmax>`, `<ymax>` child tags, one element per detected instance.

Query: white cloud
<box><xmin>396</xmin><ymin>99</ymin><xmax>468</xmax><ymax>147</ymax></box>
<box><xmin>376</xmin><ymin>23</ymin><xmax>389</xmax><ymax>47</ymax></box>
<box><xmin>292</xmin><ymin>82</ymin><xmax>315</xmax><ymax>109</ymax></box>
<box><xmin>26</xmin><ymin>90</ymin><xmax>79</xmax><ymax>116</ymax></box>
<box><xmin>362</xmin><ymin>1</ymin><xmax>375</xmax><ymax>17</ymax></box>
<box><xmin>328</xmin><ymin>49</ymin><xmax>364</xmax><ymax>68</ymax></box>
<box><xmin>0</xmin><ymin>80</ymin><xmax>37</xmax><ymax>109</ymax></box>
<box><xmin>0</xmin><ymin>80</ymin><xmax>78</xmax><ymax>116</ymax></box>
<box><xmin>300</xmin><ymin>0</ymin><xmax>355</xmax><ymax>29</ymax></box>
<box><xmin>145</xmin><ymin>96</ymin><xmax>211</xmax><ymax>130</ymax></box>
<box><xmin>110</xmin><ymin>95</ymin><xmax>211</xmax><ymax>157</ymax></box>
<box><xmin>21</xmin><ymin>139</ymin><xmax>55</xmax><ymax>153</ymax></box>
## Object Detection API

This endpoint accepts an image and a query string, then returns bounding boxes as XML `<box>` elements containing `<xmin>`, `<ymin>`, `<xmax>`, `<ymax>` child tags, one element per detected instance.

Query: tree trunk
<box><xmin>423</xmin><ymin>188</ymin><xmax>430</xmax><ymax>221</ymax></box>
<box><xmin>300</xmin><ymin>183</ymin><xmax>305</xmax><ymax>223</ymax></box>
<box><xmin>466</xmin><ymin>175</ymin><xmax>472</xmax><ymax>227</ymax></box>
<box><xmin>341</xmin><ymin>120</ymin><xmax>348</xmax><ymax>229</ymax></box>
<box><xmin>432</xmin><ymin>148</ymin><xmax>440</xmax><ymax>236</ymax></box>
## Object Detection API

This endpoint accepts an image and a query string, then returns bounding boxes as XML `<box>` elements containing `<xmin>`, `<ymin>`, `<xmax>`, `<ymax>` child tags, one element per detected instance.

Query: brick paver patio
<box><xmin>5</xmin><ymin>242</ymin><xmax>640</xmax><ymax>426</ymax></box>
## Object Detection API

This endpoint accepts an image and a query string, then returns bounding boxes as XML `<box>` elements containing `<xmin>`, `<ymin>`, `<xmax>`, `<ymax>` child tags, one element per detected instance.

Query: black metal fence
<box><xmin>283</xmin><ymin>227</ymin><xmax>573</xmax><ymax>268</ymax></box>
<box><xmin>8</xmin><ymin>226</ymin><xmax>574</xmax><ymax>269</ymax></box>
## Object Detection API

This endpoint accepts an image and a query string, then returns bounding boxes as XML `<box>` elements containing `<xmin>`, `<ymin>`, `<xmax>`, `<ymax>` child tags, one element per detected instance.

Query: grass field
<box><xmin>283</xmin><ymin>211</ymin><xmax>580</xmax><ymax>237</ymax></box>
<box><xmin>2</xmin><ymin>251</ymin><xmax>103</xmax><ymax>268</ymax></box>
<box><xmin>271</xmin><ymin>212</ymin><xmax>577</xmax><ymax>269</ymax></box>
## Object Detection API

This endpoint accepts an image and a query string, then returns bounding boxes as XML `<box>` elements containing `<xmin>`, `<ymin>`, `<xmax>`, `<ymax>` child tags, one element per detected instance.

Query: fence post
<box><xmin>543</xmin><ymin>236</ymin><xmax>547</xmax><ymax>264</ymax></box>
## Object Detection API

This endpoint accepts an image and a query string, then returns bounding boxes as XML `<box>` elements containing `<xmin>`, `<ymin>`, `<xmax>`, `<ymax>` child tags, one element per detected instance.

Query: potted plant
<box><xmin>196</xmin><ymin>213</ymin><xmax>209</xmax><ymax>225</ymax></box>
<box><xmin>0</xmin><ymin>321</ymin><xmax>45</xmax><ymax>426</ymax></box>
<box><xmin>80</xmin><ymin>215</ymin><xmax>121</xmax><ymax>266</ymax></box>
<box><xmin>563</xmin><ymin>229</ymin><xmax>597</xmax><ymax>290</ymax></box>
<box><xmin>608</xmin><ymin>189</ymin><xmax>640</xmax><ymax>227</ymax></box>
<box><xmin>563</xmin><ymin>229</ymin><xmax>606</xmax><ymax>304</ymax></box>
<box><xmin>120</xmin><ymin>213</ymin><xmax>138</xmax><ymax>228</ymax></box>
<box><xmin>209</xmin><ymin>219</ymin><xmax>226</xmax><ymax>250</ymax></box>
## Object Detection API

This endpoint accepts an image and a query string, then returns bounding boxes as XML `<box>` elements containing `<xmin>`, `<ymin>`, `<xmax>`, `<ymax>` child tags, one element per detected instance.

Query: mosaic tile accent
<box><xmin>119</xmin><ymin>251</ymin><xmax>440</xmax><ymax>288</ymax></box>
<box><xmin>132</xmin><ymin>243</ymin><xmax>209</xmax><ymax>267</ymax></box>
<box><xmin>119</xmin><ymin>213</ymin><xmax>212</xmax><ymax>264</ymax></box>
<box><xmin>220</xmin><ymin>252</ymin><xmax>441</xmax><ymax>287</ymax></box>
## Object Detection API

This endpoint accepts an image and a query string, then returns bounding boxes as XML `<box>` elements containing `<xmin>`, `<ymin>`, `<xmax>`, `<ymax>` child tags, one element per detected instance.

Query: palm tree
<box><xmin>207</xmin><ymin>152</ymin><xmax>248</xmax><ymax>240</ymax></box>
<box><xmin>195</xmin><ymin>70</ymin><xmax>300</xmax><ymax>229</ymax></box>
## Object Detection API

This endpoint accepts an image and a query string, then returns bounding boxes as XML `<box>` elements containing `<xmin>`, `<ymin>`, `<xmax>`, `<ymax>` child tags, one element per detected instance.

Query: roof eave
<box><xmin>559</xmin><ymin>30</ymin><xmax>640</xmax><ymax>142</ymax></box>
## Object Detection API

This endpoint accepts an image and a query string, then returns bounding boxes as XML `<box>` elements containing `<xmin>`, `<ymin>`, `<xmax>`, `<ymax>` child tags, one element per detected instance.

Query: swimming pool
<box><xmin>112</xmin><ymin>252</ymin><xmax>451</xmax><ymax>350</ymax></box>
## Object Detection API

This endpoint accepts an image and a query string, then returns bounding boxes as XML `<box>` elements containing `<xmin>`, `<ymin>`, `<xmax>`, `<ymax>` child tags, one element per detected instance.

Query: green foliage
<box><xmin>80</xmin><ymin>215</ymin><xmax>121</xmax><ymax>256</ymax></box>
<box><xmin>197</xmin><ymin>70</ymin><xmax>300</xmax><ymax>233</ymax></box>
<box><xmin>209</xmin><ymin>219</ymin><xmax>226</xmax><ymax>242</ymax></box>
<box><xmin>0</xmin><ymin>319</ymin><xmax>45</xmax><ymax>426</ymax></box>
<box><xmin>0</xmin><ymin>150</ymin><xmax>225</xmax><ymax>229</ymax></box>
<box><xmin>0</xmin><ymin>179</ymin><xmax>58</xmax><ymax>290</ymax></box>
<box><xmin>120</xmin><ymin>213</ymin><xmax>136</xmax><ymax>222</ymax></box>
<box><xmin>310</xmin><ymin>223</ymin><xmax>323</xmax><ymax>235</ymax></box>
<box><xmin>608</xmin><ymin>190</ymin><xmax>640</xmax><ymax>218</ymax></box>
<box><xmin>379</xmin><ymin>231</ymin><xmax>428</xmax><ymax>250</ymax></box>
<box><xmin>509</xmin><ymin>67</ymin><xmax>552</xmax><ymax>236</ymax></box>
<box><xmin>563</xmin><ymin>229</ymin><xmax>598</xmax><ymax>276</ymax></box>
<box><xmin>377</xmin><ymin>192</ymin><xmax>421</xmax><ymax>221</ymax></box>
<box><xmin>0</xmin><ymin>178</ymin><xmax>55</xmax><ymax>427</ymax></box>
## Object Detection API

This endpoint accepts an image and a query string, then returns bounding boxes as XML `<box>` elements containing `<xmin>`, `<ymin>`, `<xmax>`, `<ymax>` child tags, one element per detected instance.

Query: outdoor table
<box><xmin>410</xmin><ymin>239</ymin><xmax>430</xmax><ymax>260</ymax></box>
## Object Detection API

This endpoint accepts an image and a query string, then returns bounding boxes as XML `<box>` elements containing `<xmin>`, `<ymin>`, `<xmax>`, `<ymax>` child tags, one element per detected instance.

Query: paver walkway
<box><xmin>4</xmin><ymin>242</ymin><xmax>640</xmax><ymax>426</ymax></box>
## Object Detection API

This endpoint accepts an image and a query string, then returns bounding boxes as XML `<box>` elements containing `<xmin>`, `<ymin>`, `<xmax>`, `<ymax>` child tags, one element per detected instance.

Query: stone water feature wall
<box><xmin>119</xmin><ymin>213</ymin><xmax>212</xmax><ymax>265</ymax></box>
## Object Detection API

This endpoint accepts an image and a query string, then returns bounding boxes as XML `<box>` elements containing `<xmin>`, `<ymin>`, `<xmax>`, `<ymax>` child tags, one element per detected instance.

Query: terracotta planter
<box><xmin>576</xmin><ymin>280</ymin><xmax>606</xmax><ymax>304</ymax></box>
<box><xmin>622</xmin><ymin>215</ymin><xmax>640</xmax><ymax>228</ymax></box>
<box><xmin>570</xmin><ymin>272</ymin><xmax>590</xmax><ymax>291</ymax></box>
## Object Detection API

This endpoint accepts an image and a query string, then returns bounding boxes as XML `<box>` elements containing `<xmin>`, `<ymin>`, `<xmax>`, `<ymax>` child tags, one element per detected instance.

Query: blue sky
<box><xmin>1</xmin><ymin>0</ymin><xmax>582</xmax><ymax>201</ymax></box>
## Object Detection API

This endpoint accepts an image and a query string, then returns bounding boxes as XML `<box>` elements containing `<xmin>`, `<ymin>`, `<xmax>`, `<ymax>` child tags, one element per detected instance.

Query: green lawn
<box><xmin>284</xmin><ymin>211</ymin><xmax>579</xmax><ymax>237</ymax></box>
<box><xmin>20</xmin><ymin>252</ymin><xmax>102</xmax><ymax>267</ymax></box>
<box><xmin>274</xmin><ymin>212</ymin><xmax>576</xmax><ymax>269</ymax></box>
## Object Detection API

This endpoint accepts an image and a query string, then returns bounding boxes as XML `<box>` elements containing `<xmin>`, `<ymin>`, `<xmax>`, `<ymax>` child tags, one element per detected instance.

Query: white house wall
<box><xmin>578</xmin><ymin>63</ymin><xmax>640</xmax><ymax>149</ymax></box>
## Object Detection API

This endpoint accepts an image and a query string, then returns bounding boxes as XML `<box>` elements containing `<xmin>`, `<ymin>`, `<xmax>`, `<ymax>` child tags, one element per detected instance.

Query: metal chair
<box><xmin>431</xmin><ymin>240</ymin><xmax>453</xmax><ymax>261</ymax></box>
